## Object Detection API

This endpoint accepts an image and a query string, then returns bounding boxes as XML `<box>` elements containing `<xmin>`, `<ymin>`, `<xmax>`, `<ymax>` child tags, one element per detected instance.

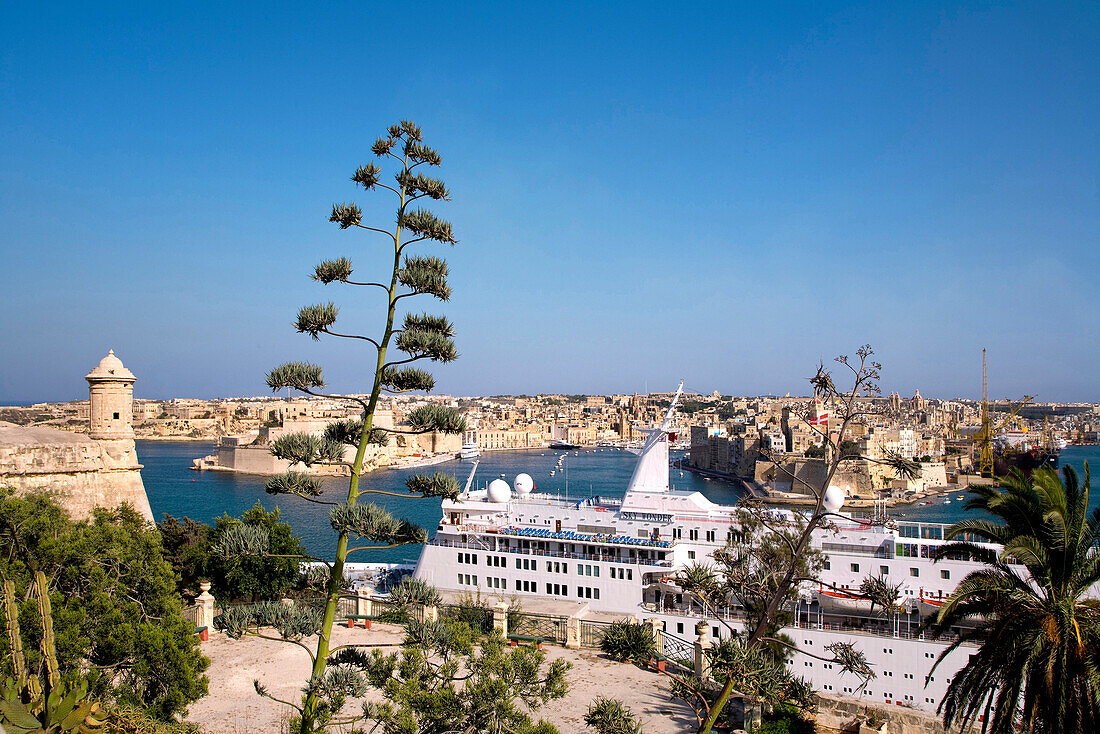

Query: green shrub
<box><xmin>584</xmin><ymin>696</ymin><xmax>642</xmax><ymax>734</ymax></box>
<box><xmin>599</xmin><ymin>621</ymin><xmax>655</xmax><ymax>662</ymax></box>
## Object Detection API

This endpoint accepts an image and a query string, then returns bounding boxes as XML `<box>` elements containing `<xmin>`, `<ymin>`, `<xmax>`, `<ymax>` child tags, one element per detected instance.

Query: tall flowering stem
<box><xmin>258</xmin><ymin>121</ymin><xmax>465</xmax><ymax>733</ymax></box>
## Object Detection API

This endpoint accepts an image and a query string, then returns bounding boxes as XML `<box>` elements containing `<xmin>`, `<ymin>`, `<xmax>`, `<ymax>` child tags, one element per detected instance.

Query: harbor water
<box><xmin>139</xmin><ymin>441</ymin><xmax>1100</xmax><ymax>562</ymax></box>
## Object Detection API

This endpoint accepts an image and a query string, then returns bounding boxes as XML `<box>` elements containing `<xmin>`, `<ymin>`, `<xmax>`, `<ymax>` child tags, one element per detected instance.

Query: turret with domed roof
<box><xmin>0</xmin><ymin>349</ymin><xmax>152</xmax><ymax>522</ymax></box>
<box><xmin>86</xmin><ymin>349</ymin><xmax>137</xmax><ymax>440</ymax></box>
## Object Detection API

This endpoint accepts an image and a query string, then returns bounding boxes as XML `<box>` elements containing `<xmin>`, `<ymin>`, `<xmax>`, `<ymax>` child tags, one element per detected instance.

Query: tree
<box><xmin>158</xmin><ymin>515</ymin><xmax>212</xmax><ymax>597</ymax></box>
<box><xmin>160</xmin><ymin>504</ymin><xmax>311</xmax><ymax>602</ymax></box>
<box><xmin>694</xmin><ymin>346</ymin><xmax>917</xmax><ymax>733</ymax></box>
<box><xmin>927</xmin><ymin>464</ymin><xmax>1100</xmax><ymax>733</ymax></box>
<box><xmin>342</xmin><ymin>618</ymin><xmax>569</xmax><ymax>734</ymax></box>
<box><xmin>0</xmin><ymin>490</ymin><xmax>209</xmax><ymax>720</ymax></box>
<box><xmin>210</xmin><ymin>503</ymin><xmax>310</xmax><ymax>602</ymax></box>
<box><xmin>215</xmin><ymin>120</ymin><xmax>467</xmax><ymax>733</ymax></box>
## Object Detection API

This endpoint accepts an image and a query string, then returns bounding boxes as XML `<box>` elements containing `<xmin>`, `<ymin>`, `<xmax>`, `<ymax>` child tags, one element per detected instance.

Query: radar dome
<box><xmin>487</xmin><ymin>479</ymin><xmax>512</xmax><ymax>503</ymax></box>
<box><xmin>823</xmin><ymin>485</ymin><xmax>845</xmax><ymax>514</ymax></box>
<box><xmin>514</xmin><ymin>473</ymin><xmax>534</xmax><ymax>495</ymax></box>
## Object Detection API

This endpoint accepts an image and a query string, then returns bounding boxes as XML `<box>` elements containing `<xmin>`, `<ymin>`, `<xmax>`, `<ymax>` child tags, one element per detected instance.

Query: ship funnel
<box><xmin>624</xmin><ymin>381</ymin><xmax>683</xmax><ymax>494</ymax></box>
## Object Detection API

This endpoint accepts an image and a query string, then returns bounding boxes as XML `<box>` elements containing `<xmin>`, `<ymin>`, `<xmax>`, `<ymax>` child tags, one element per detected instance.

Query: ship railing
<box><xmin>428</xmin><ymin>537</ymin><xmax>673</xmax><ymax>567</ymax></box>
<box><xmin>648</xmin><ymin>603</ymin><xmax>980</xmax><ymax>646</ymax></box>
<box><xmin>642</xmin><ymin>601</ymin><xmax>743</xmax><ymax>621</ymax></box>
<box><xmin>445</xmin><ymin>522</ymin><xmax>672</xmax><ymax>549</ymax></box>
<box><xmin>821</xmin><ymin>541</ymin><xmax>893</xmax><ymax>558</ymax></box>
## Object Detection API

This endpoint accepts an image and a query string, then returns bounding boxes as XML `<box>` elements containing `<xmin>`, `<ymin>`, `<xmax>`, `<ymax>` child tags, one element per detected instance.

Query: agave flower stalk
<box><xmin>236</xmin><ymin>121</ymin><xmax>466</xmax><ymax>733</ymax></box>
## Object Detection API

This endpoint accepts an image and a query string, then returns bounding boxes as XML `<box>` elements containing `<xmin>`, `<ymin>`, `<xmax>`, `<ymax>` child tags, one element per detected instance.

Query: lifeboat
<box><xmin>815</xmin><ymin>588</ymin><xmax>874</xmax><ymax>614</ymax></box>
<box><xmin>916</xmin><ymin>593</ymin><xmax>947</xmax><ymax>617</ymax></box>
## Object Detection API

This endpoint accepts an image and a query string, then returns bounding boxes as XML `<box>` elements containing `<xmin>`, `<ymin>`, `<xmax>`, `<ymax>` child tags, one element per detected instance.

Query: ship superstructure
<box><xmin>412</xmin><ymin>385</ymin><xmax>1053</xmax><ymax>713</ymax></box>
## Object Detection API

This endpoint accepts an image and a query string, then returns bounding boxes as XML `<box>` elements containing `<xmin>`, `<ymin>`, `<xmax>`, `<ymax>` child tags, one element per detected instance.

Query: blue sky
<box><xmin>1</xmin><ymin>1</ymin><xmax>1097</xmax><ymax>403</ymax></box>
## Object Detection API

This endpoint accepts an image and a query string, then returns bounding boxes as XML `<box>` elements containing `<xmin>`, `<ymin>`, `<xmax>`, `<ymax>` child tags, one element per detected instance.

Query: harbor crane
<box><xmin>974</xmin><ymin>348</ymin><xmax>1034</xmax><ymax>478</ymax></box>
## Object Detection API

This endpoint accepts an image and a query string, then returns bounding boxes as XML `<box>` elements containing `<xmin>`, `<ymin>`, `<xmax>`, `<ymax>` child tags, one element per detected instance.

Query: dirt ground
<box><xmin>185</xmin><ymin>623</ymin><xmax>698</xmax><ymax>733</ymax></box>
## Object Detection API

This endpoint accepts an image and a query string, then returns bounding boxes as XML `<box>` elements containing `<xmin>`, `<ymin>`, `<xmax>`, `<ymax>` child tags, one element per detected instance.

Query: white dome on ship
<box><xmin>487</xmin><ymin>478</ymin><xmax>512</xmax><ymax>503</ymax></box>
<box><xmin>514</xmin><ymin>473</ymin><xmax>534</xmax><ymax>495</ymax></box>
<box><xmin>823</xmin><ymin>485</ymin><xmax>845</xmax><ymax>514</ymax></box>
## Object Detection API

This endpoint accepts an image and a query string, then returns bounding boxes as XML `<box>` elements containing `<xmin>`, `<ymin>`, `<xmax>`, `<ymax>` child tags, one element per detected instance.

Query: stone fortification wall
<box><xmin>212</xmin><ymin>441</ymin><xmax>391</xmax><ymax>475</ymax></box>
<box><xmin>814</xmin><ymin>693</ymin><xmax>950</xmax><ymax>734</ymax></box>
<box><xmin>756</xmin><ymin>457</ymin><xmax>873</xmax><ymax>498</ymax></box>
<box><xmin>216</xmin><ymin>443</ymin><xmax>293</xmax><ymax>474</ymax></box>
<box><xmin>0</xmin><ymin>424</ymin><xmax>153</xmax><ymax>522</ymax></box>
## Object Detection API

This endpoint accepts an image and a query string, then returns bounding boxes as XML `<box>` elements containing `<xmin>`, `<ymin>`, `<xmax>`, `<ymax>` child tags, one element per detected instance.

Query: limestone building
<box><xmin>0</xmin><ymin>350</ymin><xmax>153</xmax><ymax>522</ymax></box>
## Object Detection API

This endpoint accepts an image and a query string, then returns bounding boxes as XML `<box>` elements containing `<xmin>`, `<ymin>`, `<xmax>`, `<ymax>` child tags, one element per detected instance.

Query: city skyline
<box><xmin>2</xmin><ymin>2</ymin><xmax>1098</xmax><ymax>403</ymax></box>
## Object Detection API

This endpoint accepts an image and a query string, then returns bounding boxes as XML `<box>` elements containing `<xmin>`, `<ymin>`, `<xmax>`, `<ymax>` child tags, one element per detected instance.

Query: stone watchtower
<box><xmin>86</xmin><ymin>349</ymin><xmax>136</xmax><ymax>440</ymax></box>
<box><xmin>0</xmin><ymin>349</ymin><xmax>152</xmax><ymax>522</ymax></box>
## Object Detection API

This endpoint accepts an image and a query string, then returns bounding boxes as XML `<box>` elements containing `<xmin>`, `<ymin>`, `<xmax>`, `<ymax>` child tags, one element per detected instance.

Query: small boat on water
<box><xmin>459</xmin><ymin>443</ymin><xmax>480</xmax><ymax>460</ymax></box>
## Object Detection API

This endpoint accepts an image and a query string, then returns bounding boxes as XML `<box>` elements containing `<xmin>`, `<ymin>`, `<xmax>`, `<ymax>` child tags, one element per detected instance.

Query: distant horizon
<box><xmin>2</xmin><ymin>3</ymin><xmax>1097</xmax><ymax>405</ymax></box>
<box><xmin>4</xmin><ymin>378</ymin><xmax>1095</xmax><ymax>409</ymax></box>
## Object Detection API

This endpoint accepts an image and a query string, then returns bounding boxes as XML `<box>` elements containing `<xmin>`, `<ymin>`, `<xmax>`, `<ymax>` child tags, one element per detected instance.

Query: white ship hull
<box><xmin>411</xmin><ymin>384</ymin><xmax>1087</xmax><ymax>713</ymax></box>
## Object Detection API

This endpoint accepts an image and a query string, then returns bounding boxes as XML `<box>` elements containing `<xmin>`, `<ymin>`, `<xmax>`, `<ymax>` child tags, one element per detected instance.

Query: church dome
<box><xmin>85</xmin><ymin>349</ymin><xmax>135</xmax><ymax>382</ymax></box>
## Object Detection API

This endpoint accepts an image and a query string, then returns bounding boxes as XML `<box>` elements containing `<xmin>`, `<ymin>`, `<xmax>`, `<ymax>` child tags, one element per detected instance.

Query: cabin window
<box><xmin>910</xmin><ymin>568</ymin><xmax>919</xmax><ymax>577</ymax></box>
<box><xmin>941</xmin><ymin>570</ymin><xmax>950</xmax><ymax>580</ymax></box>
<box><xmin>850</xmin><ymin>563</ymin><xmax>859</xmax><ymax>573</ymax></box>
<box><xmin>688</xmin><ymin>551</ymin><xmax>696</xmax><ymax>560</ymax></box>
<box><xmin>880</xmin><ymin>565</ymin><xmax>889</xmax><ymax>576</ymax></box>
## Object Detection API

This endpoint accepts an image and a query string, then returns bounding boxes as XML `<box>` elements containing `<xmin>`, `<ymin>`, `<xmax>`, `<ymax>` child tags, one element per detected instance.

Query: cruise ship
<box><xmin>412</xmin><ymin>385</ymin><xmax>1026</xmax><ymax>713</ymax></box>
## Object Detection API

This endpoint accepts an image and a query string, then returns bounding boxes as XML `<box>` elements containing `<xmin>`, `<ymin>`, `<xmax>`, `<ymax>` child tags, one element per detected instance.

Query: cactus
<box><xmin>3</xmin><ymin>580</ymin><xmax>28</xmax><ymax>690</ymax></box>
<box><xmin>34</xmin><ymin>572</ymin><xmax>61</xmax><ymax>690</ymax></box>
<box><xmin>0</xmin><ymin>573</ymin><xmax>107</xmax><ymax>733</ymax></box>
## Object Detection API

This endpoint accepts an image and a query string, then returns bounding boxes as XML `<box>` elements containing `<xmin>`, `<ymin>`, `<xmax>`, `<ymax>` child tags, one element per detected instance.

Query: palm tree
<box><xmin>928</xmin><ymin>464</ymin><xmax>1100</xmax><ymax>733</ymax></box>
